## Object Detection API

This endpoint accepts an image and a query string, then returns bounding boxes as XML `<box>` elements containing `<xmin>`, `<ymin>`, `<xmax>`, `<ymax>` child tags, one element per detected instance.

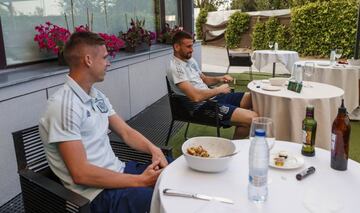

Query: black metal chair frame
<box><xmin>165</xmin><ymin>77</ymin><xmax>225</xmax><ymax>145</ymax></box>
<box><xmin>226</xmin><ymin>47</ymin><xmax>253</xmax><ymax>81</ymax></box>
<box><xmin>12</xmin><ymin>125</ymin><xmax>172</xmax><ymax>213</ymax></box>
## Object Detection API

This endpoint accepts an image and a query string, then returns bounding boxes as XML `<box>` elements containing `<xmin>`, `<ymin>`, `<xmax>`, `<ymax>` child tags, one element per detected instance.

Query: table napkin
<box><xmin>193</xmin><ymin>200</ymin><xmax>241</xmax><ymax>213</ymax></box>
<box><xmin>302</xmin><ymin>188</ymin><xmax>343</xmax><ymax>213</ymax></box>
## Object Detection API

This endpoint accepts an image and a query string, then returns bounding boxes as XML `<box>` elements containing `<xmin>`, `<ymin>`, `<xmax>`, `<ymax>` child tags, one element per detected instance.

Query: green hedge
<box><xmin>251</xmin><ymin>0</ymin><xmax>358</xmax><ymax>57</ymax></box>
<box><xmin>225</xmin><ymin>12</ymin><xmax>250</xmax><ymax>48</ymax></box>
<box><xmin>252</xmin><ymin>17</ymin><xmax>290</xmax><ymax>50</ymax></box>
<box><xmin>276</xmin><ymin>24</ymin><xmax>292</xmax><ymax>50</ymax></box>
<box><xmin>196</xmin><ymin>9</ymin><xmax>208</xmax><ymax>40</ymax></box>
<box><xmin>252</xmin><ymin>19</ymin><xmax>267</xmax><ymax>50</ymax></box>
<box><xmin>264</xmin><ymin>17</ymin><xmax>280</xmax><ymax>45</ymax></box>
<box><xmin>290</xmin><ymin>0</ymin><xmax>358</xmax><ymax>57</ymax></box>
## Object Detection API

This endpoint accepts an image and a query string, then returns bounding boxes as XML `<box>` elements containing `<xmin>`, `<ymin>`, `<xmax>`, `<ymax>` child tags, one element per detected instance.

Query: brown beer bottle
<box><xmin>331</xmin><ymin>99</ymin><xmax>351</xmax><ymax>171</ymax></box>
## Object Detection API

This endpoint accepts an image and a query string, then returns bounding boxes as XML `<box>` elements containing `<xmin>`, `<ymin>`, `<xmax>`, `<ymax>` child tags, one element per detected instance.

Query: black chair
<box><xmin>12</xmin><ymin>125</ymin><xmax>172</xmax><ymax>213</ymax></box>
<box><xmin>226</xmin><ymin>47</ymin><xmax>253</xmax><ymax>80</ymax></box>
<box><xmin>165</xmin><ymin>77</ymin><xmax>227</xmax><ymax>145</ymax></box>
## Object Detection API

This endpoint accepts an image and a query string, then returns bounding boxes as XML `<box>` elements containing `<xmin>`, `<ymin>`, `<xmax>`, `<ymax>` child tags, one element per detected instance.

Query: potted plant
<box><xmin>121</xmin><ymin>18</ymin><xmax>156</xmax><ymax>52</ymax></box>
<box><xmin>34</xmin><ymin>22</ymin><xmax>71</xmax><ymax>65</ymax></box>
<box><xmin>75</xmin><ymin>25</ymin><xmax>125</xmax><ymax>57</ymax></box>
<box><xmin>157</xmin><ymin>24</ymin><xmax>183</xmax><ymax>44</ymax></box>
<box><xmin>34</xmin><ymin>23</ymin><xmax>125</xmax><ymax>65</ymax></box>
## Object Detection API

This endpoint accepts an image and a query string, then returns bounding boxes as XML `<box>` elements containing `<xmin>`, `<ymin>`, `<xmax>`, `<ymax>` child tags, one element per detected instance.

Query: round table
<box><xmin>251</xmin><ymin>50</ymin><xmax>299</xmax><ymax>76</ymax></box>
<box><xmin>248</xmin><ymin>81</ymin><xmax>344</xmax><ymax>150</ymax></box>
<box><xmin>297</xmin><ymin>60</ymin><xmax>360</xmax><ymax>113</ymax></box>
<box><xmin>150</xmin><ymin>140</ymin><xmax>360</xmax><ymax>213</ymax></box>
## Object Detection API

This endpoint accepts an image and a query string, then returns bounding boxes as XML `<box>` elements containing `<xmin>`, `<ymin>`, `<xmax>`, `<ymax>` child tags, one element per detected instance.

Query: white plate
<box><xmin>261</xmin><ymin>85</ymin><xmax>282</xmax><ymax>91</ymax></box>
<box><xmin>317</xmin><ymin>62</ymin><xmax>331</xmax><ymax>66</ymax></box>
<box><xmin>261</xmin><ymin>80</ymin><xmax>270</xmax><ymax>84</ymax></box>
<box><xmin>269</xmin><ymin>151</ymin><xmax>305</xmax><ymax>169</ymax></box>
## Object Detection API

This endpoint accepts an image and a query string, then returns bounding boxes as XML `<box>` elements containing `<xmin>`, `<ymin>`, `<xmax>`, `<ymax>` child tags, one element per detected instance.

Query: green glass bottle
<box><xmin>301</xmin><ymin>105</ymin><xmax>317</xmax><ymax>156</ymax></box>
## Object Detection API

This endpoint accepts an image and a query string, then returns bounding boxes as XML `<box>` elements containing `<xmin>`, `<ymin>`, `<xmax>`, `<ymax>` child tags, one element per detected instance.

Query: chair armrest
<box><xmin>19</xmin><ymin>169</ymin><xmax>90</xmax><ymax>212</ymax></box>
<box><xmin>160</xmin><ymin>146</ymin><xmax>173</xmax><ymax>159</ymax></box>
<box><xmin>110</xmin><ymin>139</ymin><xmax>173</xmax><ymax>164</ymax></box>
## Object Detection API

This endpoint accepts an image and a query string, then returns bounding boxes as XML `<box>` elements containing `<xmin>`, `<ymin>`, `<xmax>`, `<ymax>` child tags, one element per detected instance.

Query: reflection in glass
<box><xmin>165</xmin><ymin>0</ymin><xmax>179</xmax><ymax>28</ymax></box>
<box><xmin>1</xmin><ymin>0</ymin><xmax>156</xmax><ymax>65</ymax></box>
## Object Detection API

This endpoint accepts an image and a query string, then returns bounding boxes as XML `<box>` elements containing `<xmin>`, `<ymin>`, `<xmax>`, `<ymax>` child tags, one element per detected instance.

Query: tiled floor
<box><xmin>0</xmin><ymin>95</ymin><xmax>183</xmax><ymax>212</ymax></box>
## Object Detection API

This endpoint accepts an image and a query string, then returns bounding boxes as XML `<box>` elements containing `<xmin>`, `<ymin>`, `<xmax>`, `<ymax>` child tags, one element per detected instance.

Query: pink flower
<box><xmin>75</xmin><ymin>25</ymin><xmax>90</xmax><ymax>32</ymax></box>
<box><xmin>34</xmin><ymin>22</ymin><xmax>125</xmax><ymax>57</ymax></box>
<box><xmin>34</xmin><ymin>21</ymin><xmax>70</xmax><ymax>54</ymax></box>
<box><xmin>99</xmin><ymin>33</ymin><xmax>125</xmax><ymax>57</ymax></box>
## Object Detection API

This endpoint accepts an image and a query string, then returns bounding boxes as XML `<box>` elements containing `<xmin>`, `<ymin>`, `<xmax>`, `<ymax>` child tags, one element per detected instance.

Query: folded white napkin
<box><xmin>193</xmin><ymin>200</ymin><xmax>240</xmax><ymax>213</ymax></box>
<box><xmin>302</xmin><ymin>188</ymin><xmax>343</xmax><ymax>213</ymax></box>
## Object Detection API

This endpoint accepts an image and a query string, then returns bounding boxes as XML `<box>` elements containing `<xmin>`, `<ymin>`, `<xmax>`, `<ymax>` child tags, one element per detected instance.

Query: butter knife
<box><xmin>163</xmin><ymin>188</ymin><xmax>234</xmax><ymax>204</ymax></box>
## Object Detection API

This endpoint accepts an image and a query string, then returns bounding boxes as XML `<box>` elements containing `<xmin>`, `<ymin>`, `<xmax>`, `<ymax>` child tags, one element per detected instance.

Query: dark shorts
<box><xmin>194</xmin><ymin>92</ymin><xmax>244</xmax><ymax>127</ymax></box>
<box><xmin>90</xmin><ymin>157</ymin><xmax>173</xmax><ymax>213</ymax></box>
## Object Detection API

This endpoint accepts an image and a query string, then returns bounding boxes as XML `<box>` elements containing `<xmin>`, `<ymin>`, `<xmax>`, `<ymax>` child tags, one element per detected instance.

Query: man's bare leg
<box><xmin>230</xmin><ymin>107</ymin><xmax>258</xmax><ymax>139</ymax></box>
<box><xmin>233</xmin><ymin>125</ymin><xmax>250</xmax><ymax>139</ymax></box>
<box><xmin>239</xmin><ymin>92</ymin><xmax>253</xmax><ymax>109</ymax></box>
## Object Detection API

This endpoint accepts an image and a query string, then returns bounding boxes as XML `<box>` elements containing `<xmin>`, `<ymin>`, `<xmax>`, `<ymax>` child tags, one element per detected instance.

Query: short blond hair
<box><xmin>63</xmin><ymin>31</ymin><xmax>105</xmax><ymax>67</ymax></box>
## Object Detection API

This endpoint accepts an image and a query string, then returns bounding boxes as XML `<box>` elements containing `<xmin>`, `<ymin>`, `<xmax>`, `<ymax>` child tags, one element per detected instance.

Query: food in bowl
<box><xmin>182</xmin><ymin>137</ymin><xmax>236</xmax><ymax>172</ymax></box>
<box><xmin>187</xmin><ymin>145</ymin><xmax>209</xmax><ymax>157</ymax></box>
<box><xmin>269</xmin><ymin>77</ymin><xmax>288</xmax><ymax>86</ymax></box>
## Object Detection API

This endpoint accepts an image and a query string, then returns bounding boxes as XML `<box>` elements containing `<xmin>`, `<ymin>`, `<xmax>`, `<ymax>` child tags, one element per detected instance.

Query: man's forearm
<box><xmin>72</xmin><ymin>163</ymin><xmax>145</xmax><ymax>188</ymax></box>
<box><xmin>202</xmin><ymin>75</ymin><xmax>222</xmax><ymax>86</ymax></box>
<box><xmin>109</xmin><ymin>115</ymin><xmax>156</xmax><ymax>155</ymax></box>
<box><xmin>192</xmin><ymin>87</ymin><xmax>222</xmax><ymax>102</ymax></box>
<box><xmin>120</xmin><ymin>128</ymin><xmax>157</xmax><ymax>155</ymax></box>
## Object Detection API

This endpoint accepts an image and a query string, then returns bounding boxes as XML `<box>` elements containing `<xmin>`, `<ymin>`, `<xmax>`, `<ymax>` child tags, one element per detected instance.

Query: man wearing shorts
<box><xmin>166</xmin><ymin>31</ymin><xmax>258</xmax><ymax>139</ymax></box>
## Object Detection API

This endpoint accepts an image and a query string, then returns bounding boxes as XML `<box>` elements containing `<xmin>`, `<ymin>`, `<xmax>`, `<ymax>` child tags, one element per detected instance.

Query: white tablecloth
<box><xmin>150</xmin><ymin>140</ymin><xmax>360</xmax><ymax>213</ymax></box>
<box><xmin>252</xmin><ymin>50</ymin><xmax>299</xmax><ymax>72</ymax></box>
<box><xmin>248</xmin><ymin>81</ymin><xmax>344</xmax><ymax>150</ymax></box>
<box><xmin>298</xmin><ymin>61</ymin><xmax>360</xmax><ymax>113</ymax></box>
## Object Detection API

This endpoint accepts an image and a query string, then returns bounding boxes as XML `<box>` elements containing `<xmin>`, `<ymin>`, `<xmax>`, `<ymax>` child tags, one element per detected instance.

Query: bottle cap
<box><xmin>306</xmin><ymin>105</ymin><xmax>314</xmax><ymax>110</ymax></box>
<box><xmin>255</xmin><ymin>129</ymin><xmax>266</xmax><ymax>137</ymax></box>
<box><xmin>306</xmin><ymin>105</ymin><xmax>314</xmax><ymax>116</ymax></box>
<box><xmin>338</xmin><ymin>99</ymin><xmax>347</xmax><ymax>114</ymax></box>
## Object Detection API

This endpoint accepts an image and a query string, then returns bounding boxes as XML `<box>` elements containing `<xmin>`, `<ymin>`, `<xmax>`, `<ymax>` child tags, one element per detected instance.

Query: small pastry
<box><xmin>278</xmin><ymin>151</ymin><xmax>288</xmax><ymax>159</ymax></box>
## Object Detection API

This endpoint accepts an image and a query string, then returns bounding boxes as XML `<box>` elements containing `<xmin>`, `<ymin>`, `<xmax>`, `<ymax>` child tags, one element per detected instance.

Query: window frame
<box><xmin>0</xmin><ymin>17</ymin><xmax>6</xmax><ymax>69</ymax></box>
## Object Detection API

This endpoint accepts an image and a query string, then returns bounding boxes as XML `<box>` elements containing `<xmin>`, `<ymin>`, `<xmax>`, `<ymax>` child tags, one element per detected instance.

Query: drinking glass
<box><xmin>229</xmin><ymin>78</ymin><xmax>237</xmax><ymax>92</ymax></box>
<box><xmin>304</xmin><ymin>62</ymin><xmax>315</xmax><ymax>88</ymax></box>
<box><xmin>249</xmin><ymin>117</ymin><xmax>275</xmax><ymax>149</ymax></box>
<box><xmin>268</xmin><ymin>41</ymin><xmax>274</xmax><ymax>50</ymax></box>
<box><xmin>335</xmin><ymin>49</ymin><xmax>343</xmax><ymax>61</ymax></box>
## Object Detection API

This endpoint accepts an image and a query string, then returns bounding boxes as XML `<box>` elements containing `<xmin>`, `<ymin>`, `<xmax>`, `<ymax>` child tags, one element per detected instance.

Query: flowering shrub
<box><xmin>34</xmin><ymin>22</ymin><xmax>71</xmax><ymax>54</ymax></box>
<box><xmin>98</xmin><ymin>33</ymin><xmax>125</xmax><ymax>57</ymax></box>
<box><xmin>157</xmin><ymin>24</ymin><xmax>183</xmax><ymax>44</ymax></box>
<box><xmin>34</xmin><ymin>23</ymin><xmax>124</xmax><ymax>57</ymax></box>
<box><xmin>75</xmin><ymin>25</ymin><xmax>125</xmax><ymax>57</ymax></box>
<box><xmin>74</xmin><ymin>25</ymin><xmax>90</xmax><ymax>32</ymax></box>
<box><xmin>121</xmin><ymin>18</ymin><xmax>155</xmax><ymax>49</ymax></box>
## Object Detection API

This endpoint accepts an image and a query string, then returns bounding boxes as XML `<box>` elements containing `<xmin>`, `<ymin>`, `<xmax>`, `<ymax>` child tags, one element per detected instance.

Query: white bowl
<box><xmin>181</xmin><ymin>137</ymin><xmax>236</xmax><ymax>173</ymax></box>
<box><xmin>269</xmin><ymin>77</ymin><xmax>288</xmax><ymax>86</ymax></box>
